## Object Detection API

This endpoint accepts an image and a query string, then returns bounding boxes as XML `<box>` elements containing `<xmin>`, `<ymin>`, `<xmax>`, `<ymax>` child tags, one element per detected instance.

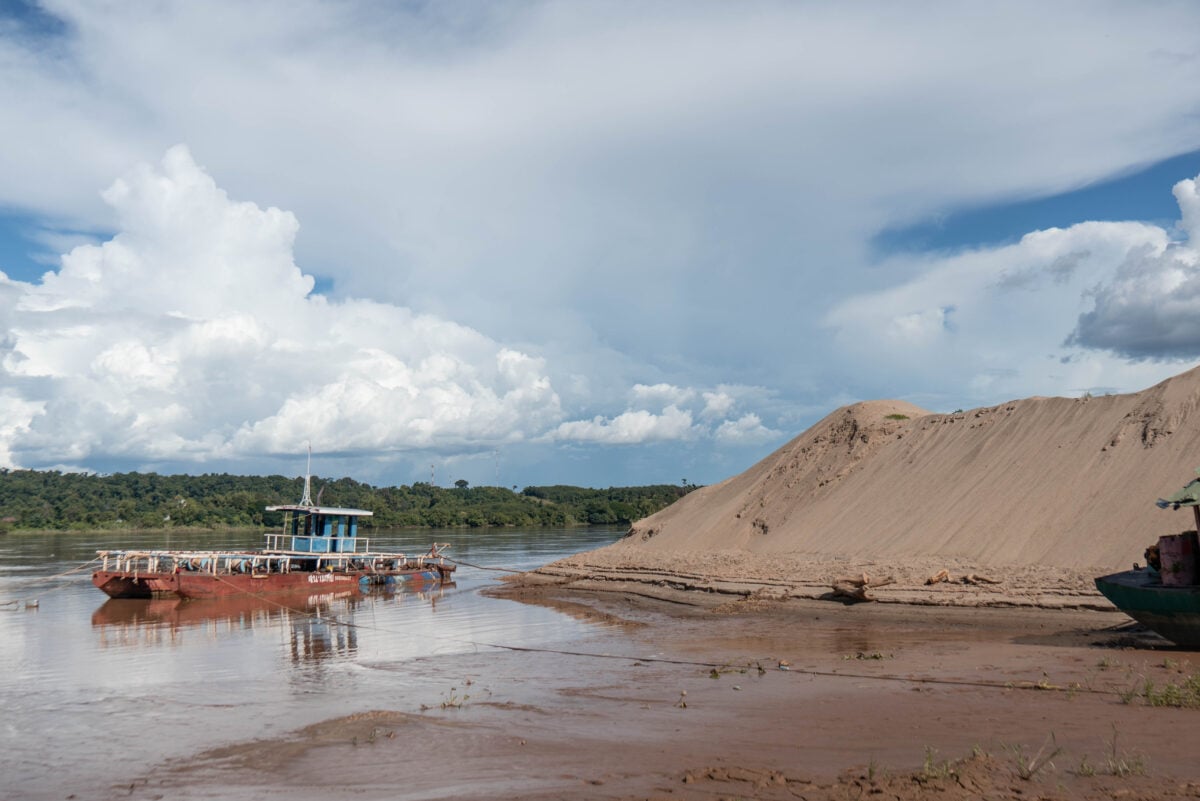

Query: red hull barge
<box><xmin>92</xmin><ymin>561</ymin><xmax>449</xmax><ymax>599</ymax></box>
<box><xmin>92</xmin><ymin>490</ymin><xmax>454</xmax><ymax>600</ymax></box>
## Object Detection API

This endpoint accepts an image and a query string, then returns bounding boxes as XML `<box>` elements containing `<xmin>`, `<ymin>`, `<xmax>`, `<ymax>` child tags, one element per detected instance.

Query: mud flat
<box><xmin>120</xmin><ymin>577</ymin><xmax>1200</xmax><ymax>801</ymax></box>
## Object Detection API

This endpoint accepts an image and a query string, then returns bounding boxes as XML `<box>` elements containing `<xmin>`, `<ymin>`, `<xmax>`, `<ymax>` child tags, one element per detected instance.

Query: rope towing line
<box><xmin>1</xmin><ymin>555</ymin><xmax>1134</xmax><ymax>700</ymax></box>
<box><xmin>441</xmin><ymin>556</ymin><xmax>524</xmax><ymax>573</ymax></box>
<box><xmin>1</xmin><ymin>556</ymin><xmax>103</xmax><ymax>606</ymax></box>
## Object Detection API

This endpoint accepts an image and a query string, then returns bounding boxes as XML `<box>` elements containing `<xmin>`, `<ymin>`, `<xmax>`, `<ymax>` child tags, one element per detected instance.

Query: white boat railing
<box><xmin>96</xmin><ymin>548</ymin><xmax>450</xmax><ymax>576</ymax></box>
<box><xmin>263</xmin><ymin>533</ymin><xmax>371</xmax><ymax>553</ymax></box>
<box><xmin>97</xmin><ymin>550</ymin><xmax>298</xmax><ymax>575</ymax></box>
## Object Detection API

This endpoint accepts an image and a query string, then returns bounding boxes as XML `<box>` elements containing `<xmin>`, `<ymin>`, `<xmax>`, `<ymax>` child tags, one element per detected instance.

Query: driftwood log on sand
<box><xmin>925</xmin><ymin>569</ymin><xmax>951</xmax><ymax>585</ymax></box>
<box><xmin>925</xmin><ymin>569</ymin><xmax>1001</xmax><ymax>586</ymax></box>
<box><xmin>831</xmin><ymin>573</ymin><xmax>895</xmax><ymax>601</ymax></box>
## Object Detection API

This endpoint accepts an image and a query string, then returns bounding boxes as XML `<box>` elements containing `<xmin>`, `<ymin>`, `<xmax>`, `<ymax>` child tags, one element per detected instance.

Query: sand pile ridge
<box><xmin>539</xmin><ymin>365</ymin><xmax>1200</xmax><ymax>607</ymax></box>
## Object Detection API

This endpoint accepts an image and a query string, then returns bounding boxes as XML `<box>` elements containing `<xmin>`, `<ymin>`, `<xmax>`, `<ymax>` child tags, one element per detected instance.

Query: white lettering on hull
<box><xmin>307</xmin><ymin>573</ymin><xmax>351</xmax><ymax>584</ymax></box>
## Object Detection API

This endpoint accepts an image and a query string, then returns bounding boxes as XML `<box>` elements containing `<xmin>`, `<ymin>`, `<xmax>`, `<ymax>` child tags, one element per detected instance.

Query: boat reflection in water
<box><xmin>91</xmin><ymin>583</ymin><xmax>454</xmax><ymax>663</ymax></box>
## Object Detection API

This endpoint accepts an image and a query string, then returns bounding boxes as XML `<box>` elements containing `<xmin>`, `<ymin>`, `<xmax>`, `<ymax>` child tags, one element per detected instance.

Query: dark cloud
<box><xmin>1068</xmin><ymin>244</ymin><xmax>1200</xmax><ymax>359</ymax></box>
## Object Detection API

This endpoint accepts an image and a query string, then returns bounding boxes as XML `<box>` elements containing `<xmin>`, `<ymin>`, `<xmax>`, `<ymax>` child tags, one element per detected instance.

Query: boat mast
<box><xmin>299</xmin><ymin>443</ymin><xmax>314</xmax><ymax>507</ymax></box>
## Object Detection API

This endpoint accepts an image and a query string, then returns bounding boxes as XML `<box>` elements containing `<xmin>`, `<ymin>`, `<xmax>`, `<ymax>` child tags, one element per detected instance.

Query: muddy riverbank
<box><xmin>120</xmin><ymin>578</ymin><xmax>1200</xmax><ymax>800</ymax></box>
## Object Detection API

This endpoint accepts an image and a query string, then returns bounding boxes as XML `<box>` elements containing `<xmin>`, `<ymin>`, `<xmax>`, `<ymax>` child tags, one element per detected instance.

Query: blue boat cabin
<box><xmin>265</xmin><ymin>504</ymin><xmax>373</xmax><ymax>554</ymax></box>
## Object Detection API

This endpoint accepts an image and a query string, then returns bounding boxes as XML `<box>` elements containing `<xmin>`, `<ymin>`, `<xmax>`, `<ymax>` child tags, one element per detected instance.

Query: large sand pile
<box><xmin>540</xmin><ymin>365</ymin><xmax>1200</xmax><ymax>607</ymax></box>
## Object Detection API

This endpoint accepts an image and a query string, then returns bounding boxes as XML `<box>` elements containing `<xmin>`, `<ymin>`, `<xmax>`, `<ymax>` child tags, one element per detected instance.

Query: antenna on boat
<box><xmin>299</xmin><ymin>443</ymin><xmax>314</xmax><ymax>507</ymax></box>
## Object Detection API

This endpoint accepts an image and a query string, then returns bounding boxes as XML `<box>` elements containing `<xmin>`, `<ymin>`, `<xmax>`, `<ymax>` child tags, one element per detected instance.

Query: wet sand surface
<box><xmin>115</xmin><ymin>578</ymin><xmax>1200</xmax><ymax>801</ymax></box>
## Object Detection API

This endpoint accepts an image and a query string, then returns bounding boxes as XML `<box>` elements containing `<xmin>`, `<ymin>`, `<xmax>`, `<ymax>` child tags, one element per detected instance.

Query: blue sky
<box><xmin>875</xmin><ymin>150</ymin><xmax>1200</xmax><ymax>255</ymax></box>
<box><xmin>3</xmin><ymin>1</ymin><xmax>1200</xmax><ymax>489</ymax></box>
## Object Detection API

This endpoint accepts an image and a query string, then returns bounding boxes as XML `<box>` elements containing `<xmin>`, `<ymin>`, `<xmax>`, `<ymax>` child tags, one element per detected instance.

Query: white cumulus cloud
<box><xmin>0</xmin><ymin>147</ymin><xmax>782</xmax><ymax>473</ymax></box>
<box><xmin>714</xmin><ymin>413</ymin><xmax>778</xmax><ymax>445</ymax></box>
<box><xmin>549</xmin><ymin>405</ymin><xmax>696</xmax><ymax>445</ymax></box>
<box><xmin>631</xmin><ymin>383</ymin><xmax>696</xmax><ymax>408</ymax></box>
<box><xmin>824</xmin><ymin>179</ymin><xmax>1200</xmax><ymax>406</ymax></box>
<box><xmin>0</xmin><ymin>146</ymin><xmax>565</xmax><ymax>468</ymax></box>
<box><xmin>700</xmin><ymin>390</ymin><xmax>735</xmax><ymax>420</ymax></box>
<box><xmin>1067</xmin><ymin>176</ymin><xmax>1200</xmax><ymax>359</ymax></box>
<box><xmin>549</xmin><ymin>381</ymin><xmax>781</xmax><ymax>446</ymax></box>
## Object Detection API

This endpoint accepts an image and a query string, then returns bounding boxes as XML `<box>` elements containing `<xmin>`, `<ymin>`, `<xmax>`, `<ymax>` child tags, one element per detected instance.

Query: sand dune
<box><xmin>622</xmin><ymin>366</ymin><xmax>1200</xmax><ymax>570</ymax></box>
<box><xmin>542</xmin><ymin>365</ymin><xmax>1200</xmax><ymax>606</ymax></box>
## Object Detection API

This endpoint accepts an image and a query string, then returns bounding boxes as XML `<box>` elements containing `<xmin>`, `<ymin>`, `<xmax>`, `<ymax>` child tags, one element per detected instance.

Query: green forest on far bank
<box><xmin>0</xmin><ymin>469</ymin><xmax>700</xmax><ymax>532</ymax></box>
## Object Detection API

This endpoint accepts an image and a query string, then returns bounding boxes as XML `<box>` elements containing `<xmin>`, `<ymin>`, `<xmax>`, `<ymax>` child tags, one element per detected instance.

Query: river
<box><xmin>0</xmin><ymin>527</ymin><xmax>625</xmax><ymax>800</ymax></box>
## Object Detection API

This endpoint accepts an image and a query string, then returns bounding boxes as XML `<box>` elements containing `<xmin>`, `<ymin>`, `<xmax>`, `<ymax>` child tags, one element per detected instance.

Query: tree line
<box><xmin>0</xmin><ymin>468</ymin><xmax>699</xmax><ymax>531</ymax></box>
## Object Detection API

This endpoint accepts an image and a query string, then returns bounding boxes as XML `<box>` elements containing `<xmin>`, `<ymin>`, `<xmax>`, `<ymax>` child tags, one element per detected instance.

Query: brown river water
<box><xmin>0</xmin><ymin>527</ymin><xmax>625</xmax><ymax>801</ymax></box>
